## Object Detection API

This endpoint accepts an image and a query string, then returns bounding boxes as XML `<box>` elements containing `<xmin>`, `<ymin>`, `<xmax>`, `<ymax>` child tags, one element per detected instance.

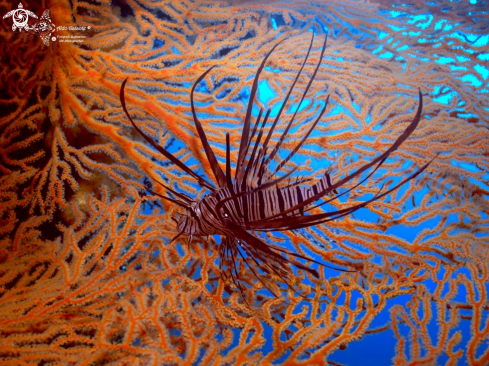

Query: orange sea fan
<box><xmin>1</xmin><ymin>0</ymin><xmax>488</xmax><ymax>365</ymax></box>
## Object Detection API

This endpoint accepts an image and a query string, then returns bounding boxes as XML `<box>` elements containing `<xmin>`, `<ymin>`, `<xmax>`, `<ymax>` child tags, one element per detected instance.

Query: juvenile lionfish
<box><xmin>120</xmin><ymin>34</ymin><xmax>432</xmax><ymax>297</ymax></box>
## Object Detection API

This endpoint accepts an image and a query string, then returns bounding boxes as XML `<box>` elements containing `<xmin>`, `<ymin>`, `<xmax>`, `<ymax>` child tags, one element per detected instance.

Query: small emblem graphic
<box><xmin>3</xmin><ymin>4</ymin><xmax>56</xmax><ymax>46</ymax></box>
<box><xmin>33</xmin><ymin>10</ymin><xmax>56</xmax><ymax>46</ymax></box>
<box><xmin>3</xmin><ymin>3</ymin><xmax>37</xmax><ymax>32</ymax></box>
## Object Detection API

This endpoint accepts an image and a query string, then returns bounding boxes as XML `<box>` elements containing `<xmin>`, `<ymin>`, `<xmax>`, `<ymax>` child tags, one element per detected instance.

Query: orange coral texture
<box><xmin>0</xmin><ymin>0</ymin><xmax>488</xmax><ymax>365</ymax></box>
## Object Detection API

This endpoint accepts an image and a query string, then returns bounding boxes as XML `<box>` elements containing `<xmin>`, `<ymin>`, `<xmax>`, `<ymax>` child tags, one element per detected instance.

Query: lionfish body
<box><xmin>177</xmin><ymin>173</ymin><xmax>333</xmax><ymax>237</ymax></box>
<box><xmin>120</xmin><ymin>33</ymin><xmax>433</xmax><ymax>296</ymax></box>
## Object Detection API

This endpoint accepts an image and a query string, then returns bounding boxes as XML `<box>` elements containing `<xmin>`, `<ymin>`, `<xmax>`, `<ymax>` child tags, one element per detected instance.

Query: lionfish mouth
<box><xmin>119</xmin><ymin>31</ymin><xmax>435</xmax><ymax>299</ymax></box>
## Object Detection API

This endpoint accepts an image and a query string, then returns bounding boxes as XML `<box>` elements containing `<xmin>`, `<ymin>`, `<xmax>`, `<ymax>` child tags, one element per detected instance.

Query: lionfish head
<box><xmin>176</xmin><ymin>213</ymin><xmax>194</xmax><ymax>235</ymax></box>
<box><xmin>176</xmin><ymin>204</ymin><xmax>205</xmax><ymax>236</ymax></box>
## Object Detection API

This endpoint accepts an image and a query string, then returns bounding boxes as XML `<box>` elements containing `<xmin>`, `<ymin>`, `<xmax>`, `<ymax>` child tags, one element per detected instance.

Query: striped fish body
<box><xmin>121</xmin><ymin>33</ymin><xmax>427</xmax><ymax>297</ymax></box>
<box><xmin>177</xmin><ymin>173</ymin><xmax>332</xmax><ymax>236</ymax></box>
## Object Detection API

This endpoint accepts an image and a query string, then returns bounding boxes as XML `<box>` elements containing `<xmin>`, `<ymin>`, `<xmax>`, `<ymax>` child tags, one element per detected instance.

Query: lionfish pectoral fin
<box><xmin>230</xmin><ymin>225</ymin><xmax>317</xmax><ymax>299</ymax></box>
<box><xmin>232</xmin><ymin>237</ymin><xmax>281</xmax><ymax>298</ymax></box>
<box><xmin>220</xmin><ymin>236</ymin><xmax>253</xmax><ymax>303</ymax></box>
<box><xmin>191</xmin><ymin>66</ymin><xmax>228</xmax><ymax>188</ymax></box>
<box><xmin>120</xmin><ymin>79</ymin><xmax>216</xmax><ymax>191</ymax></box>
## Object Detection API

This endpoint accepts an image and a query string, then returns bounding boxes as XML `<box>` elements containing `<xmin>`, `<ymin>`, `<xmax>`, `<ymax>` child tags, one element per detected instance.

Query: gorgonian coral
<box><xmin>0</xmin><ymin>0</ymin><xmax>488</xmax><ymax>365</ymax></box>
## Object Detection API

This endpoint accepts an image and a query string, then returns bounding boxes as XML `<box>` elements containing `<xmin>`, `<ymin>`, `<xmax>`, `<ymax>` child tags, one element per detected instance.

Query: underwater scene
<box><xmin>1</xmin><ymin>0</ymin><xmax>488</xmax><ymax>365</ymax></box>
